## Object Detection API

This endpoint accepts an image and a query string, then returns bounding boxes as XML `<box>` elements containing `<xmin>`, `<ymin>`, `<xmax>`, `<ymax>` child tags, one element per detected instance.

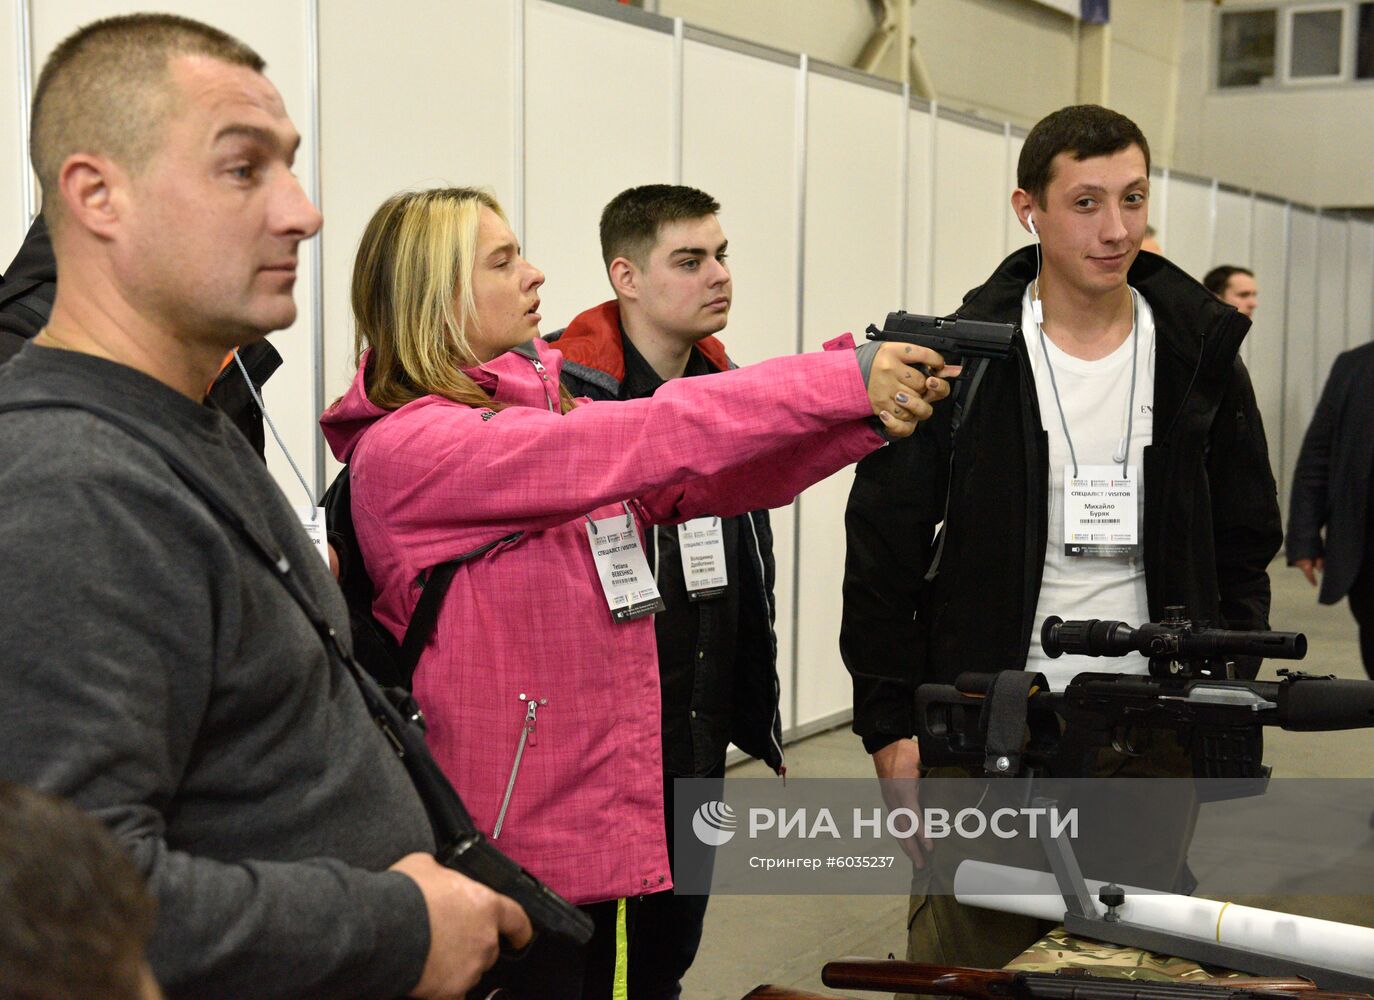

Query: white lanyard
<box><xmin>231</xmin><ymin>349</ymin><xmax>329</xmax><ymax>565</ymax></box>
<box><xmin>1033</xmin><ymin>286</ymin><xmax>1140</xmax><ymax>480</ymax></box>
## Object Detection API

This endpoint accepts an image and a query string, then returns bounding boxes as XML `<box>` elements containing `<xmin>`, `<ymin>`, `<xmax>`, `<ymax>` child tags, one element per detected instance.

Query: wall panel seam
<box><xmin>926</xmin><ymin>101</ymin><xmax>937</xmax><ymax>314</ymax></box>
<box><xmin>788</xmin><ymin>54</ymin><xmax>809</xmax><ymax>739</ymax></box>
<box><xmin>514</xmin><ymin>0</ymin><xmax>526</xmax><ymax>244</ymax></box>
<box><xmin>672</xmin><ymin>17</ymin><xmax>683</xmax><ymax>184</ymax></box>
<box><xmin>899</xmin><ymin>83</ymin><xmax>910</xmax><ymax>308</ymax></box>
<box><xmin>307</xmin><ymin>0</ymin><xmax>325</xmax><ymax>497</ymax></box>
<box><xmin>16</xmin><ymin>0</ymin><xmax>34</xmax><ymax>223</ymax></box>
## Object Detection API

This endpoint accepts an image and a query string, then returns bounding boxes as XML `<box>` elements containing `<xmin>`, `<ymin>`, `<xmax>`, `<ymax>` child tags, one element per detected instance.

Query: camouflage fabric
<box><xmin>1005</xmin><ymin>926</ymin><xmax>1245</xmax><ymax>980</ymax></box>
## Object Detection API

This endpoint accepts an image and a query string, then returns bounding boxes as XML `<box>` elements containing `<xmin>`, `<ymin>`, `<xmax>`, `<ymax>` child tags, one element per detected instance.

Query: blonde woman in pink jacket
<box><xmin>319</xmin><ymin>187</ymin><xmax>954</xmax><ymax>997</ymax></box>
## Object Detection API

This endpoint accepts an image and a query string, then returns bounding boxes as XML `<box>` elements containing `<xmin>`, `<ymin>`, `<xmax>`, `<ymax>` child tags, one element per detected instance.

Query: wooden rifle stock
<box><xmin>819</xmin><ymin>960</ymin><xmax>1373</xmax><ymax>1000</ymax></box>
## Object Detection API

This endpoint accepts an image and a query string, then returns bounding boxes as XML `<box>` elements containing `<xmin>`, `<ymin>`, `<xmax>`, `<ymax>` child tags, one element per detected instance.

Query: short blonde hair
<box><xmin>351</xmin><ymin>187</ymin><xmax>574</xmax><ymax>414</ymax></box>
<box><xmin>31</xmin><ymin>13</ymin><xmax>264</xmax><ymax>223</ymax></box>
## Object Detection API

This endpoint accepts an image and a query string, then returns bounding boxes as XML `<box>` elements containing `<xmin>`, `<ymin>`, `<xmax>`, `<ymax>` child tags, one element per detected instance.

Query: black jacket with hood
<box><xmin>841</xmin><ymin>248</ymin><xmax>1283</xmax><ymax>752</ymax></box>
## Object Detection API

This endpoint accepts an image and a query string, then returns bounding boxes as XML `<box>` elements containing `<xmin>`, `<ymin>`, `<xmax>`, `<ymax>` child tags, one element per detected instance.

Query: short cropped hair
<box><xmin>1203</xmin><ymin>265</ymin><xmax>1253</xmax><ymax>297</ymax></box>
<box><xmin>31</xmin><ymin>13</ymin><xmax>265</xmax><ymax>221</ymax></box>
<box><xmin>1017</xmin><ymin>105</ymin><xmax>1151</xmax><ymax>208</ymax></box>
<box><xmin>599</xmin><ymin>184</ymin><xmax>721</xmax><ymax>269</ymax></box>
<box><xmin>0</xmin><ymin>781</ymin><xmax>156</xmax><ymax>1000</ymax></box>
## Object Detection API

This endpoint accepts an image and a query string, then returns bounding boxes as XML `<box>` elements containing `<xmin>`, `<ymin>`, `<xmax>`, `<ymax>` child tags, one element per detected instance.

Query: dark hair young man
<box><xmin>1204</xmin><ymin>264</ymin><xmax>1258</xmax><ymax>319</ymax></box>
<box><xmin>842</xmin><ymin>105</ymin><xmax>1281</xmax><ymax>971</ymax></box>
<box><xmin>550</xmin><ymin>183</ymin><xmax>779</xmax><ymax>999</ymax></box>
<box><xmin>0</xmin><ymin>781</ymin><xmax>161</xmax><ymax>1000</ymax></box>
<box><xmin>0</xmin><ymin>13</ymin><xmax>528</xmax><ymax>998</ymax></box>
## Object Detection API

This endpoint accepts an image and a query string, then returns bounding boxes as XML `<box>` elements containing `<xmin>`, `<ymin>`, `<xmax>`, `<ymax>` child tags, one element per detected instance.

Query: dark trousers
<box><xmin>472</xmin><ymin>898</ymin><xmax>630</xmax><ymax>1000</ymax></box>
<box><xmin>627</xmin><ymin>767</ymin><xmax>724</xmax><ymax>1000</ymax></box>
<box><xmin>1349</xmin><ymin>553</ymin><xmax>1374</xmax><ymax>679</ymax></box>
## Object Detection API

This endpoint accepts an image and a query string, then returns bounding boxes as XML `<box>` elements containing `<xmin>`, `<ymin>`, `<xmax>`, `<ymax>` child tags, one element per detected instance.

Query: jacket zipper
<box><xmin>530</xmin><ymin>358</ymin><xmax>557</xmax><ymax>412</ymax></box>
<box><xmin>744</xmin><ymin>513</ymin><xmax>786</xmax><ymax>778</ymax></box>
<box><xmin>493</xmin><ymin>695</ymin><xmax>544</xmax><ymax>839</ymax></box>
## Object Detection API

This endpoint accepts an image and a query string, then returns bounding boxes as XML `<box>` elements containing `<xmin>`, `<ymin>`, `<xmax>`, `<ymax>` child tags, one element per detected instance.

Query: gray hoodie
<box><xmin>0</xmin><ymin>344</ymin><xmax>434</xmax><ymax>999</ymax></box>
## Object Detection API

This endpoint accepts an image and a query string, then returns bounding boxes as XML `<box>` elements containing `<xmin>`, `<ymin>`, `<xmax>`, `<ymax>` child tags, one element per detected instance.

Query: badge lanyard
<box><xmin>231</xmin><ymin>349</ymin><xmax>329</xmax><ymax>566</ymax></box>
<box><xmin>1033</xmin><ymin>287</ymin><xmax>1143</xmax><ymax>559</ymax></box>
<box><xmin>1033</xmin><ymin>286</ymin><xmax>1140</xmax><ymax>480</ymax></box>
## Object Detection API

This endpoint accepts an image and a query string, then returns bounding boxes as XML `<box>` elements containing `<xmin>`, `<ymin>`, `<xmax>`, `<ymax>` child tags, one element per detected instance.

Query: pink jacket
<box><xmin>320</xmin><ymin>336</ymin><xmax>883</xmax><ymax>905</ymax></box>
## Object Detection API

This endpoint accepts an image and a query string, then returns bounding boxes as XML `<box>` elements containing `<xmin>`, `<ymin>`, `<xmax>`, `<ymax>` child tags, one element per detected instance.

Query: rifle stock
<box><xmin>818</xmin><ymin>961</ymin><xmax>1371</xmax><ymax>1000</ymax></box>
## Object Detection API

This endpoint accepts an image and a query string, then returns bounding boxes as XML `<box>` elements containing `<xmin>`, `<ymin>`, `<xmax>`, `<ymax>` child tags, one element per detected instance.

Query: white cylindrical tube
<box><xmin>954</xmin><ymin>860</ymin><xmax>1374</xmax><ymax>978</ymax></box>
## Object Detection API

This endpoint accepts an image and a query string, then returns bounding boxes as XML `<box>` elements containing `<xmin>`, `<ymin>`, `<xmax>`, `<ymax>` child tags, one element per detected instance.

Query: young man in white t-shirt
<box><xmin>841</xmin><ymin>104</ymin><xmax>1282</xmax><ymax>971</ymax></box>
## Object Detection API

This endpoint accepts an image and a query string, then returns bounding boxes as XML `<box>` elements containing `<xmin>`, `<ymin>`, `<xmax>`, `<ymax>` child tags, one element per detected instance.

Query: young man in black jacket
<box><xmin>551</xmin><ymin>184</ymin><xmax>782</xmax><ymax>1000</ymax></box>
<box><xmin>841</xmin><ymin>106</ymin><xmax>1281</xmax><ymax>971</ymax></box>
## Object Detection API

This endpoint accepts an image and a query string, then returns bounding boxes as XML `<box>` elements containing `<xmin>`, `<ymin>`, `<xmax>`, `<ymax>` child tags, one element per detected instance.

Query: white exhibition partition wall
<box><xmin>932</xmin><ymin>114</ymin><xmax>1008</xmax><ymax>311</ymax></box>
<box><xmin>1283</xmin><ymin>210</ymin><xmax>1320</xmax><ymax>501</ymax></box>
<box><xmin>1248</xmin><ymin>198</ymin><xmax>1289</xmax><ymax>489</ymax></box>
<box><xmin>1213</xmin><ymin>189</ymin><xmax>1253</xmax><ymax>267</ymax></box>
<box><xmin>795</xmin><ymin>66</ymin><xmax>903</xmax><ymax>731</ymax></box>
<box><xmin>680</xmin><ymin>34</ymin><xmax>801</xmax><ymax>733</ymax></box>
<box><xmin>1213</xmin><ymin>188</ymin><xmax>1253</xmax><ymax>364</ymax></box>
<box><xmin>904</xmin><ymin>105</ymin><xmax>935</xmax><ymax>314</ymax></box>
<box><xmin>6</xmin><ymin>0</ymin><xmax>1374</xmax><ymax>745</ymax></box>
<box><xmin>0</xmin><ymin>3</ymin><xmax>25</xmax><ymax>259</ymax></box>
<box><xmin>1163</xmin><ymin>175</ymin><xmax>1214</xmax><ymax>286</ymax></box>
<box><xmin>1316</xmin><ymin>216</ymin><xmax>1350</xmax><ymax>401</ymax></box>
<box><xmin>523</xmin><ymin>2</ymin><xmax>674</xmax><ymax>330</ymax></box>
<box><xmin>317</xmin><ymin>0</ymin><xmax>518</xmax><ymax>480</ymax></box>
<box><xmin>1347</xmin><ymin>222</ymin><xmax>1374</xmax><ymax>349</ymax></box>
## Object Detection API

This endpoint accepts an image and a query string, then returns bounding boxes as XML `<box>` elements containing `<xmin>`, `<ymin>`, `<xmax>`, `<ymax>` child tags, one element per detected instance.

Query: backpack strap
<box><xmin>397</xmin><ymin>531</ymin><xmax>520</xmax><ymax>681</ymax></box>
<box><xmin>0</xmin><ymin>395</ymin><xmax>483</xmax><ymax>837</ymax></box>
<box><xmin>0</xmin><ymin>394</ymin><xmax>598</xmax><ymax>942</ymax></box>
<box><xmin>323</xmin><ymin>461</ymin><xmax>520</xmax><ymax>690</ymax></box>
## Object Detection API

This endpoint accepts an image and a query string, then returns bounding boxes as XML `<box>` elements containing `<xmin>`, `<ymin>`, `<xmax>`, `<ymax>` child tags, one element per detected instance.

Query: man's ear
<box><xmin>1010</xmin><ymin>188</ymin><xmax>1036</xmax><ymax>236</ymax></box>
<box><xmin>57</xmin><ymin>153</ymin><xmax>124</xmax><ymax>241</ymax></box>
<box><xmin>608</xmin><ymin>256</ymin><xmax>640</xmax><ymax>301</ymax></box>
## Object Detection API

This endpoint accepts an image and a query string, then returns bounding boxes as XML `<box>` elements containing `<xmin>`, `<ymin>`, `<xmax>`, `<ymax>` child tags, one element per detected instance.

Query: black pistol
<box><xmin>865</xmin><ymin>312</ymin><xmax>1016</xmax><ymax>374</ymax></box>
<box><xmin>439</xmin><ymin>831</ymin><xmax>595</xmax><ymax>944</ymax></box>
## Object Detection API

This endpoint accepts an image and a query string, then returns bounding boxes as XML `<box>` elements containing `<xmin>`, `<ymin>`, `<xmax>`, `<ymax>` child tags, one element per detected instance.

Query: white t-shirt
<box><xmin>1020</xmin><ymin>284</ymin><xmax>1156</xmax><ymax>690</ymax></box>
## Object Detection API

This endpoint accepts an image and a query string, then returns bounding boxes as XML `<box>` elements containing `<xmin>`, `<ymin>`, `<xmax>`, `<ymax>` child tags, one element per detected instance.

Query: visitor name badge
<box><xmin>587</xmin><ymin>512</ymin><xmax>666</xmax><ymax>621</ymax></box>
<box><xmin>1064</xmin><ymin>466</ymin><xmax>1140</xmax><ymax>558</ymax></box>
<box><xmin>678</xmin><ymin>517</ymin><xmax>728</xmax><ymax>601</ymax></box>
<box><xmin>295</xmin><ymin>505</ymin><xmax>332</xmax><ymax>567</ymax></box>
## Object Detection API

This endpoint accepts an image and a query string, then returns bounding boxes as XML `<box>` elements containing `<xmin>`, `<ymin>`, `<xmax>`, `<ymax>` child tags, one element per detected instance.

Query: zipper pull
<box><xmin>529</xmin><ymin>357</ymin><xmax>556</xmax><ymax>410</ymax></box>
<box><xmin>525</xmin><ymin>699</ymin><xmax>539</xmax><ymax>746</ymax></box>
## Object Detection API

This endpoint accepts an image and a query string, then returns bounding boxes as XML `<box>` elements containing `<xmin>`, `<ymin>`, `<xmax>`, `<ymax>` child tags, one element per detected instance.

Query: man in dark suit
<box><xmin>1287</xmin><ymin>341</ymin><xmax>1374</xmax><ymax>677</ymax></box>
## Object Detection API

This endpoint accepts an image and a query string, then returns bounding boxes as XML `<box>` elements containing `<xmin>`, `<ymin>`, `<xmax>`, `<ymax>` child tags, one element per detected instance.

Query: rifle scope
<box><xmin>1042</xmin><ymin>617</ymin><xmax>1307</xmax><ymax>662</ymax></box>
